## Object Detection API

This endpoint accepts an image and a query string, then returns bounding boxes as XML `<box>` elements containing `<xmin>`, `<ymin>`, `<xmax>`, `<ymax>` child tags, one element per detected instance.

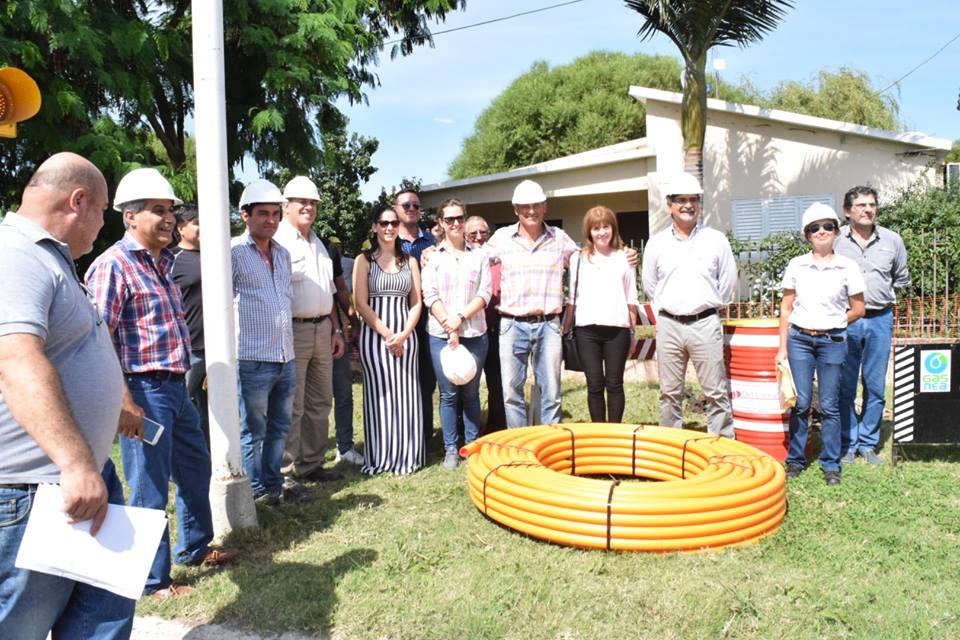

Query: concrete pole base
<box><xmin>209</xmin><ymin>476</ymin><xmax>258</xmax><ymax>541</ymax></box>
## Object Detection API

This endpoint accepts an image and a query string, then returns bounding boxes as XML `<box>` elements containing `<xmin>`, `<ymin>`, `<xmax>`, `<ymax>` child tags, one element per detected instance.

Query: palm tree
<box><xmin>625</xmin><ymin>0</ymin><xmax>794</xmax><ymax>179</ymax></box>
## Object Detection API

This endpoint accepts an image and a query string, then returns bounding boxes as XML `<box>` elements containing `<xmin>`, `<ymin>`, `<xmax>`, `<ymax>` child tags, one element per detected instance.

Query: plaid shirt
<box><xmin>85</xmin><ymin>234</ymin><xmax>191</xmax><ymax>373</ymax></box>
<box><xmin>421</xmin><ymin>244</ymin><xmax>492</xmax><ymax>338</ymax></box>
<box><xmin>486</xmin><ymin>223</ymin><xmax>578</xmax><ymax>316</ymax></box>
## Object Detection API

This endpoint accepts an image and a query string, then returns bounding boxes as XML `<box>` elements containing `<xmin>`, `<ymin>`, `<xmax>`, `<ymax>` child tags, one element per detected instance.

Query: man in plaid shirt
<box><xmin>86</xmin><ymin>168</ymin><xmax>235</xmax><ymax>600</ymax></box>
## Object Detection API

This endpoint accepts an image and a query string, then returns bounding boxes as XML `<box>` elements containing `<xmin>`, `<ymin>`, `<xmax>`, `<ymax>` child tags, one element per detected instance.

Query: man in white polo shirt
<box><xmin>642</xmin><ymin>173</ymin><xmax>738</xmax><ymax>438</ymax></box>
<box><xmin>274</xmin><ymin>176</ymin><xmax>350</xmax><ymax>484</ymax></box>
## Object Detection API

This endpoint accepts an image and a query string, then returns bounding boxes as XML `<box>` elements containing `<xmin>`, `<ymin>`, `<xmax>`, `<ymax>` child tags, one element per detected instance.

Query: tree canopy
<box><xmin>449</xmin><ymin>51</ymin><xmax>691</xmax><ymax>180</ymax></box>
<box><xmin>448</xmin><ymin>52</ymin><xmax>903</xmax><ymax>179</ymax></box>
<box><xmin>0</xmin><ymin>0</ymin><xmax>466</xmax><ymax>209</ymax></box>
<box><xmin>626</xmin><ymin>0</ymin><xmax>795</xmax><ymax>177</ymax></box>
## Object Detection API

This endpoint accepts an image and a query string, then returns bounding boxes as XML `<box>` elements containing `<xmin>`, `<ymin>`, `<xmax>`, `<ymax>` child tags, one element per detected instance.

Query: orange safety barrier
<box><xmin>460</xmin><ymin>424</ymin><xmax>786</xmax><ymax>552</ymax></box>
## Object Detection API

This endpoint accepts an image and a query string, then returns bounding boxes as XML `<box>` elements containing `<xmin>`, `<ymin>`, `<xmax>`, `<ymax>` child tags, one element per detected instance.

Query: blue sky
<box><xmin>338</xmin><ymin>0</ymin><xmax>960</xmax><ymax>200</ymax></box>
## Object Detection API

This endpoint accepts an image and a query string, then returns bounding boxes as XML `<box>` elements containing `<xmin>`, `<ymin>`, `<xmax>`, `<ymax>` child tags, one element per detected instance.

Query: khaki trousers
<box><xmin>655</xmin><ymin>313</ymin><xmax>735</xmax><ymax>438</ymax></box>
<box><xmin>282</xmin><ymin>320</ymin><xmax>334</xmax><ymax>476</ymax></box>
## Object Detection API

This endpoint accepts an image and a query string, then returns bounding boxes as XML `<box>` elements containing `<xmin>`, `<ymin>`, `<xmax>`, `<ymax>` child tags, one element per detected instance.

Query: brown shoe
<box><xmin>150</xmin><ymin>583</ymin><xmax>196</xmax><ymax>600</ymax></box>
<box><xmin>200</xmin><ymin>547</ymin><xmax>238</xmax><ymax>567</ymax></box>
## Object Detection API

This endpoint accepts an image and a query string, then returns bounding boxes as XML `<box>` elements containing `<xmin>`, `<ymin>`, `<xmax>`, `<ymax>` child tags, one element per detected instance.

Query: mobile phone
<box><xmin>142</xmin><ymin>417</ymin><xmax>165</xmax><ymax>446</ymax></box>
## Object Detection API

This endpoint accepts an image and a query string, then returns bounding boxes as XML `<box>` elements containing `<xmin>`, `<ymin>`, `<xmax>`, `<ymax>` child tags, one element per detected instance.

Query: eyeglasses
<box><xmin>79</xmin><ymin>282</ymin><xmax>104</xmax><ymax>326</ymax></box>
<box><xmin>851</xmin><ymin>202</ymin><xmax>877</xmax><ymax>210</ymax></box>
<box><xmin>377</xmin><ymin>219</ymin><xmax>401</xmax><ymax>228</ymax></box>
<box><xmin>399</xmin><ymin>202</ymin><xmax>421</xmax><ymax>211</ymax></box>
<box><xmin>442</xmin><ymin>215</ymin><xmax>464</xmax><ymax>225</ymax></box>
<box><xmin>467</xmin><ymin>229</ymin><xmax>489</xmax><ymax>239</ymax></box>
<box><xmin>806</xmin><ymin>222</ymin><xmax>837</xmax><ymax>233</ymax></box>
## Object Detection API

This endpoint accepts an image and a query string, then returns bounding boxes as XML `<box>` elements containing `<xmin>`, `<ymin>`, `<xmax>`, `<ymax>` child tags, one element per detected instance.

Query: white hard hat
<box><xmin>239</xmin><ymin>178</ymin><xmax>284</xmax><ymax>209</ymax></box>
<box><xmin>113</xmin><ymin>168</ymin><xmax>183</xmax><ymax>212</ymax></box>
<box><xmin>663</xmin><ymin>173</ymin><xmax>704</xmax><ymax>197</ymax></box>
<box><xmin>801</xmin><ymin>202</ymin><xmax>840</xmax><ymax>230</ymax></box>
<box><xmin>439</xmin><ymin>344</ymin><xmax>478</xmax><ymax>386</ymax></box>
<box><xmin>282</xmin><ymin>175</ymin><xmax>320</xmax><ymax>201</ymax></box>
<box><xmin>511</xmin><ymin>179</ymin><xmax>547</xmax><ymax>205</ymax></box>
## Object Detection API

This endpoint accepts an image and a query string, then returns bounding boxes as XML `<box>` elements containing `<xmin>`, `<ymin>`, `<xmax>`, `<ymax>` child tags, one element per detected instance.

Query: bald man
<box><xmin>0</xmin><ymin>153</ymin><xmax>136</xmax><ymax>638</ymax></box>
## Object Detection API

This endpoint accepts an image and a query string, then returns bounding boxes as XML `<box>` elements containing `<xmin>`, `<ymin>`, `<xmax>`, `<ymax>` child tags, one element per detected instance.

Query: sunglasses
<box><xmin>442</xmin><ymin>215</ymin><xmax>464</xmax><ymax>225</ymax></box>
<box><xmin>377</xmin><ymin>219</ymin><xmax>401</xmax><ymax>228</ymax></box>
<box><xmin>399</xmin><ymin>202</ymin><xmax>421</xmax><ymax>211</ymax></box>
<box><xmin>806</xmin><ymin>222</ymin><xmax>837</xmax><ymax>234</ymax></box>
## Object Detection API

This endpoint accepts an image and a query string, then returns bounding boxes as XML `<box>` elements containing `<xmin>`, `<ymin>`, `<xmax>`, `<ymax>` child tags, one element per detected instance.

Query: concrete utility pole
<box><xmin>191</xmin><ymin>0</ymin><xmax>257</xmax><ymax>534</ymax></box>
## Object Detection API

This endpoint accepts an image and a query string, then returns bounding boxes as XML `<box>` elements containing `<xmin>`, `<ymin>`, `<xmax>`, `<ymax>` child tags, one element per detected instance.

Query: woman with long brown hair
<box><xmin>562</xmin><ymin>206</ymin><xmax>639</xmax><ymax>422</ymax></box>
<box><xmin>353</xmin><ymin>205</ymin><xmax>424</xmax><ymax>474</ymax></box>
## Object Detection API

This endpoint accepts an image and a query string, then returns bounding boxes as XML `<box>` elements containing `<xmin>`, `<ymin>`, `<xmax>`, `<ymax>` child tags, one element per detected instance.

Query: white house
<box><xmin>420</xmin><ymin>86</ymin><xmax>952</xmax><ymax>246</ymax></box>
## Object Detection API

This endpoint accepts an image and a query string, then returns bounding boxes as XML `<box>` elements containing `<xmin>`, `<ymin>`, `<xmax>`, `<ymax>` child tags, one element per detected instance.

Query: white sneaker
<box><xmin>336</xmin><ymin>448</ymin><xmax>363</xmax><ymax>465</ymax></box>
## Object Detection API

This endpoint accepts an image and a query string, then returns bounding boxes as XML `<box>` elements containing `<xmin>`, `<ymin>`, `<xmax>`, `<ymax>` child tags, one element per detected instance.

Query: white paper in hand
<box><xmin>14</xmin><ymin>483</ymin><xmax>167</xmax><ymax>600</ymax></box>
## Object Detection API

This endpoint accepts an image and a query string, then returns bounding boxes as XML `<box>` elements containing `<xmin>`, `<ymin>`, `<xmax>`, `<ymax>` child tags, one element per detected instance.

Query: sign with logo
<box><xmin>920</xmin><ymin>350</ymin><xmax>951</xmax><ymax>393</ymax></box>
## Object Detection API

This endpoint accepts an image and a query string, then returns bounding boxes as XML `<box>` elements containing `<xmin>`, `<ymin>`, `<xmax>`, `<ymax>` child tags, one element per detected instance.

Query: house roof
<box><xmin>420</xmin><ymin>137</ymin><xmax>654</xmax><ymax>193</ymax></box>
<box><xmin>629</xmin><ymin>86</ymin><xmax>953</xmax><ymax>151</ymax></box>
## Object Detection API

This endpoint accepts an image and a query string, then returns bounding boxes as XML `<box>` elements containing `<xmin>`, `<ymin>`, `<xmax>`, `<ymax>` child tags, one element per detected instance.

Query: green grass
<box><xmin>131</xmin><ymin>381</ymin><xmax>960</xmax><ymax>639</ymax></box>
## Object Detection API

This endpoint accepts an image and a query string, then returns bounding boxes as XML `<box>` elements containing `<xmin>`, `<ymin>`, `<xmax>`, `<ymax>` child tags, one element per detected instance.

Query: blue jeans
<box><xmin>786</xmin><ymin>327</ymin><xmax>848</xmax><ymax>472</ymax></box>
<box><xmin>840</xmin><ymin>310</ymin><xmax>893</xmax><ymax>455</ymax></box>
<box><xmin>122</xmin><ymin>374</ymin><xmax>214</xmax><ymax>594</ymax></box>
<box><xmin>238</xmin><ymin>360</ymin><xmax>296</xmax><ymax>498</ymax></box>
<box><xmin>186</xmin><ymin>350</ymin><xmax>209</xmax><ymax>447</ymax></box>
<box><xmin>499</xmin><ymin>316</ymin><xmax>563</xmax><ymax>427</ymax></box>
<box><xmin>332</xmin><ymin>340</ymin><xmax>355</xmax><ymax>454</ymax></box>
<box><xmin>429</xmin><ymin>334</ymin><xmax>488</xmax><ymax>453</ymax></box>
<box><xmin>0</xmin><ymin>460</ymin><xmax>135</xmax><ymax>639</ymax></box>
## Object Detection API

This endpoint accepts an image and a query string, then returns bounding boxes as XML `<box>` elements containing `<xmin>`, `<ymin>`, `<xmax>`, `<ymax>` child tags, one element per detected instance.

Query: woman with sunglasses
<box><xmin>420</xmin><ymin>198</ymin><xmax>492</xmax><ymax>470</ymax></box>
<box><xmin>776</xmin><ymin>203</ymin><xmax>865</xmax><ymax>485</ymax></box>
<box><xmin>353</xmin><ymin>206</ymin><xmax>424</xmax><ymax>474</ymax></box>
<box><xmin>562</xmin><ymin>206</ymin><xmax>639</xmax><ymax>423</ymax></box>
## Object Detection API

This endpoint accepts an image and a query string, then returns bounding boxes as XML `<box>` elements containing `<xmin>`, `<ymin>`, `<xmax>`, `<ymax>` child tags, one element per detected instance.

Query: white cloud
<box><xmin>433</xmin><ymin>117</ymin><xmax>456</xmax><ymax>125</ymax></box>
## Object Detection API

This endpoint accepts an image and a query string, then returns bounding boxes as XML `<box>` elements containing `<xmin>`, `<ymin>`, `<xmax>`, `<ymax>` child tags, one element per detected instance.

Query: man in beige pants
<box><xmin>642</xmin><ymin>174</ymin><xmax>738</xmax><ymax>438</ymax></box>
<box><xmin>274</xmin><ymin>176</ymin><xmax>346</xmax><ymax>484</ymax></box>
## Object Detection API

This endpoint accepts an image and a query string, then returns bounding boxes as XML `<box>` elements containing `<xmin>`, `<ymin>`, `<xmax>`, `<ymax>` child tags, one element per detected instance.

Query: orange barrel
<box><xmin>724</xmin><ymin>319</ymin><xmax>790</xmax><ymax>460</ymax></box>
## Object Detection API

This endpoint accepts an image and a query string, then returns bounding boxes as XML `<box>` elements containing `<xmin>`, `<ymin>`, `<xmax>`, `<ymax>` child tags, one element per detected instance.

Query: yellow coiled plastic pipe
<box><xmin>459</xmin><ymin>424</ymin><xmax>786</xmax><ymax>552</ymax></box>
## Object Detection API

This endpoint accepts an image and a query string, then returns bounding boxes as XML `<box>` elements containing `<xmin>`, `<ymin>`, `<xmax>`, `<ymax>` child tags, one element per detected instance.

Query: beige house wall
<box><xmin>645</xmin><ymin>100</ymin><xmax>943</xmax><ymax>234</ymax></box>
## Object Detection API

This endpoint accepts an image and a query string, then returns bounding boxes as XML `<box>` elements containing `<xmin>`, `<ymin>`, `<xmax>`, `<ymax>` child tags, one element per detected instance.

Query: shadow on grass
<box><xmin>189</xmin><ymin>548</ymin><xmax>378</xmax><ymax>637</ymax></box>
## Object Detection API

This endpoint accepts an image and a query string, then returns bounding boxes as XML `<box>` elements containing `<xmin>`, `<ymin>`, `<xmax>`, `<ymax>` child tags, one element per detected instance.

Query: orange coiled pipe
<box><xmin>459</xmin><ymin>424</ymin><xmax>786</xmax><ymax>552</ymax></box>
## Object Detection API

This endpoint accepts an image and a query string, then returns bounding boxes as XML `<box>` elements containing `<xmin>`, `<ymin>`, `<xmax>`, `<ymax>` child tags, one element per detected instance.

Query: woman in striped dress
<box><xmin>353</xmin><ymin>206</ymin><xmax>424</xmax><ymax>474</ymax></box>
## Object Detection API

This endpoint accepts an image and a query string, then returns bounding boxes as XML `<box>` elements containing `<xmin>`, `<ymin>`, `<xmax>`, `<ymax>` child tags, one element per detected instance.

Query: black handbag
<box><xmin>562</xmin><ymin>254</ymin><xmax>583</xmax><ymax>372</ymax></box>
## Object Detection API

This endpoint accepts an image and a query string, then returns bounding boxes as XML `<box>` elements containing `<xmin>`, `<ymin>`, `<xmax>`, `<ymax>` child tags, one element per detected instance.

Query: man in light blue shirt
<box><xmin>231</xmin><ymin>179</ymin><xmax>298</xmax><ymax>505</ymax></box>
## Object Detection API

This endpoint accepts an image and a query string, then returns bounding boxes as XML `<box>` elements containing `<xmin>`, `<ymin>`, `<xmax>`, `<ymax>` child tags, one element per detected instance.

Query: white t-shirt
<box><xmin>569</xmin><ymin>249</ymin><xmax>639</xmax><ymax>328</ymax></box>
<box><xmin>781</xmin><ymin>252</ymin><xmax>866</xmax><ymax>331</ymax></box>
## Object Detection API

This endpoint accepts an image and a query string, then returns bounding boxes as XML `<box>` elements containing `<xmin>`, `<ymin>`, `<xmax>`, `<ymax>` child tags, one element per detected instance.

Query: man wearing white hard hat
<box><xmin>87</xmin><ymin>167</ymin><xmax>235</xmax><ymax>600</ymax></box>
<box><xmin>641</xmin><ymin>173</ymin><xmax>738</xmax><ymax>438</ymax></box>
<box><xmin>485</xmin><ymin>179</ymin><xmax>578</xmax><ymax>427</ymax></box>
<box><xmin>231</xmin><ymin>179</ymin><xmax>301</xmax><ymax>505</ymax></box>
<box><xmin>274</xmin><ymin>176</ymin><xmax>357</xmax><ymax>483</ymax></box>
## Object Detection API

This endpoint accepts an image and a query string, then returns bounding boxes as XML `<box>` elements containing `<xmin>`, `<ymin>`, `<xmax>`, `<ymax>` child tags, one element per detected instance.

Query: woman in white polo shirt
<box><xmin>776</xmin><ymin>203</ymin><xmax>865</xmax><ymax>485</ymax></box>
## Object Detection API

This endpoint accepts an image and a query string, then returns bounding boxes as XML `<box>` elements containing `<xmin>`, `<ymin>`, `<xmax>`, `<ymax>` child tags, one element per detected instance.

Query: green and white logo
<box><xmin>920</xmin><ymin>349</ymin><xmax>951</xmax><ymax>393</ymax></box>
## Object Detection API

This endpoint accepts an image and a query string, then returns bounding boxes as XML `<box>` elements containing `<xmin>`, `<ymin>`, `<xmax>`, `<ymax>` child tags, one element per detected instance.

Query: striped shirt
<box><xmin>400</xmin><ymin>228</ymin><xmax>435</xmax><ymax>265</ymax></box>
<box><xmin>85</xmin><ymin>234</ymin><xmax>191</xmax><ymax>373</ymax></box>
<box><xmin>421</xmin><ymin>244</ymin><xmax>492</xmax><ymax>338</ymax></box>
<box><xmin>231</xmin><ymin>233</ymin><xmax>295</xmax><ymax>363</ymax></box>
<box><xmin>486</xmin><ymin>223</ymin><xmax>578</xmax><ymax>316</ymax></box>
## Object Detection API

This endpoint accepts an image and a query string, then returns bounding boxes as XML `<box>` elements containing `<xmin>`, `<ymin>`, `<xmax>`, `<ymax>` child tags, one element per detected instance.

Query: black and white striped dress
<box><xmin>360</xmin><ymin>258</ymin><xmax>424</xmax><ymax>475</ymax></box>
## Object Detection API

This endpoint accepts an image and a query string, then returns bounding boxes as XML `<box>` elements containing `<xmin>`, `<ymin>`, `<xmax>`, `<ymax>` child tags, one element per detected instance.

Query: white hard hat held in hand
<box><xmin>113</xmin><ymin>167</ymin><xmax>183</xmax><ymax>212</ymax></box>
<box><xmin>440</xmin><ymin>344</ymin><xmax>478</xmax><ymax>386</ymax></box>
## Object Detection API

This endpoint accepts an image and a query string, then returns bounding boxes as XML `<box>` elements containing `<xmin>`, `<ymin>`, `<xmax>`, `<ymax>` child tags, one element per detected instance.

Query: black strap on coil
<box><xmin>606</xmin><ymin>479</ymin><xmax>621</xmax><ymax>551</ymax></box>
<box><xmin>631</xmin><ymin>425</ymin><xmax>645</xmax><ymax>478</ymax></box>
<box><xmin>481</xmin><ymin>461</ymin><xmax>540</xmax><ymax>516</ymax></box>
<box><xmin>552</xmin><ymin>425</ymin><xmax>577</xmax><ymax>476</ymax></box>
<box><xmin>680</xmin><ymin>435</ymin><xmax>723</xmax><ymax>480</ymax></box>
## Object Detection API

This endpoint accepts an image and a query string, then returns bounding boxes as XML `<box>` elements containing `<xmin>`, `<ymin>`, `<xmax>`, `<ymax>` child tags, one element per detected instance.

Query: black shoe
<box><xmin>302</xmin><ymin>467</ymin><xmax>344</xmax><ymax>482</ymax></box>
<box><xmin>785</xmin><ymin>463</ymin><xmax>804</xmax><ymax>479</ymax></box>
<box><xmin>282</xmin><ymin>484</ymin><xmax>316</xmax><ymax>504</ymax></box>
<box><xmin>823</xmin><ymin>469</ymin><xmax>842</xmax><ymax>486</ymax></box>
